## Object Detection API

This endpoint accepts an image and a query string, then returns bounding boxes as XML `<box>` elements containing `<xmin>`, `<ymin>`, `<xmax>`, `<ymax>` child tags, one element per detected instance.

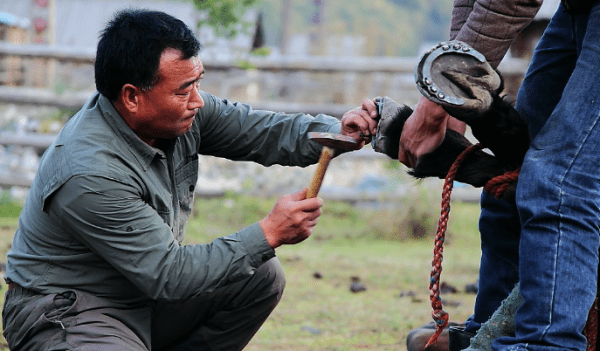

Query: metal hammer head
<box><xmin>308</xmin><ymin>132</ymin><xmax>358</xmax><ymax>151</ymax></box>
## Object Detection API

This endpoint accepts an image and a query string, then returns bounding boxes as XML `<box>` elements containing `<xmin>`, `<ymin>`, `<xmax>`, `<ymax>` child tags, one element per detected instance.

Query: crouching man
<box><xmin>2</xmin><ymin>9</ymin><xmax>378</xmax><ymax>351</ymax></box>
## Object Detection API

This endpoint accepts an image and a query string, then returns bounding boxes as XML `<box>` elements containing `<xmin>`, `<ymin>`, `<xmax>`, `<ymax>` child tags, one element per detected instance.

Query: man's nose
<box><xmin>189</xmin><ymin>88</ymin><xmax>204</xmax><ymax>109</ymax></box>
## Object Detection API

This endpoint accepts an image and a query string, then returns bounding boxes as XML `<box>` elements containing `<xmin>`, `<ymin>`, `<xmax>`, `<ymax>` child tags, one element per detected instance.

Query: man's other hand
<box><xmin>398</xmin><ymin>97</ymin><xmax>468</xmax><ymax>167</ymax></box>
<box><xmin>259</xmin><ymin>188</ymin><xmax>323</xmax><ymax>248</ymax></box>
<box><xmin>341</xmin><ymin>98</ymin><xmax>379</xmax><ymax>147</ymax></box>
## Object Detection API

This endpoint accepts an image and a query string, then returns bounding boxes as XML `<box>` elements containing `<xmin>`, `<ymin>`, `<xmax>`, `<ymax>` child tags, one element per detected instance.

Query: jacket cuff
<box><xmin>241</xmin><ymin>222</ymin><xmax>276</xmax><ymax>267</ymax></box>
<box><xmin>326</xmin><ymin>122</ymin><xmax>342</xmax><ymax>134</ymax></box>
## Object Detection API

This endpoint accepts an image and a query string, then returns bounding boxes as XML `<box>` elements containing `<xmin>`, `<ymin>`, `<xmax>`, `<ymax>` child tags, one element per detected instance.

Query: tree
<box><xmin>192</xmin><ymin>0</ymin><xmax>257</xmax><ymax>37</ymax></box>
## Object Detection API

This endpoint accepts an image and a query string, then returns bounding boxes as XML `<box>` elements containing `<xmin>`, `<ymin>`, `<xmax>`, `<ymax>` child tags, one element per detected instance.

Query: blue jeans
<box><xmin>468</xmin><ymin>4</ymin><xmax>600</xmax><ymax>350</ymax></box>
<box><xmin>464</xmin><ymin>192</ymin><xmax>520</xmax><ymax>333</ymax></box>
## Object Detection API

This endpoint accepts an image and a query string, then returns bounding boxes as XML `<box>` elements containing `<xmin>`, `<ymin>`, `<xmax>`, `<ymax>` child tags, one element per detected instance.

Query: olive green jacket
<box><xmin>5</xmin><ymin>91</ymin><xmax>341</xmax><ymax>304</ymax></box>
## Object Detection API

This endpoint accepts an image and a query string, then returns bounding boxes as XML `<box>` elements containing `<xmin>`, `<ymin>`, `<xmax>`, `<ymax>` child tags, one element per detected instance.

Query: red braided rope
<box><xmin>425</xmin><ymin>143</ymin><xmax>599</xmax><ymax>350</ymax></box>
<box><xmin>425</xmin><ymin>143</ymin><xmax>483</xmax><ymax>348</ymax></box>
<box><xmin>484</xmin><ymin>169</ymin><xmax>520</xmax><ymax>199</ymax></box>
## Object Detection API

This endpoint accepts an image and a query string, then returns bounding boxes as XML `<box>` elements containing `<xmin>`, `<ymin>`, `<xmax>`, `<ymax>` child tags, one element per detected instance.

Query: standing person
<box><xmin>403</xmin><ymin>0</ymin><xmax>600</xmax><ymax>350</ymax></box>
<box><xmin>2</xmin><ymin>9</ymin><xmax>378</xmax><ymax>351</ymax></box>
<box><xmin>404</xmin><ymin>1</ymin><xmax>543</xmax><ymax>349</ymax></box>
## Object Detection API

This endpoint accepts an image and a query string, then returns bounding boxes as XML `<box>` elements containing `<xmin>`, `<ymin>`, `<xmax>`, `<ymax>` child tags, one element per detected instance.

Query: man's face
<box><xmin>134</xmin><ymin>49</ymin><xmax>204</xmax><ymax>145</ymax></box>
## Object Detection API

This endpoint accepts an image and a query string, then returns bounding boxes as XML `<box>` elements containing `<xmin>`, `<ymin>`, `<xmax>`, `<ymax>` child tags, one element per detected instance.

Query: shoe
<box><xmin>448</xmin><ymin>326</ymin><xmax>475</xmax><ymax>351</ymax></box>
<box><xmin>407</xmin><ymin>322</ymin><xmax>465</xmax><ymax>351</ymax></box>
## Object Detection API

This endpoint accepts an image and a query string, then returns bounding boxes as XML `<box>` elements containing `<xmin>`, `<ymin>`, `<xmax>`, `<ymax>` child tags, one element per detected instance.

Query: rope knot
<box><xmin>432</xmin><ymin>310</ymin><xmax>449</xmax><ymax>326</ymax></box>
<box><xmin>425</xmin><ymin>309</ymin><xmax>449</xmax><ymax>348</ymax></box>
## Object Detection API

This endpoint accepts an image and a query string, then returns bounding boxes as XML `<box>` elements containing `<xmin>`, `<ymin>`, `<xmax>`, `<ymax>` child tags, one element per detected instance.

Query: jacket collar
<box><xmin>96</xmin><ymin>93</ymin><xmax>163</xmax><ymax>170</ymax></box>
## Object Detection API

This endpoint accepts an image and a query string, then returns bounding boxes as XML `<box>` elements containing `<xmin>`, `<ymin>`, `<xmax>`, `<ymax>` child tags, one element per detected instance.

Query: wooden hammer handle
<box><xmin>307</xmin><ymin>146</ymin><xmax>335</xmax><ymax>198</ymax></box>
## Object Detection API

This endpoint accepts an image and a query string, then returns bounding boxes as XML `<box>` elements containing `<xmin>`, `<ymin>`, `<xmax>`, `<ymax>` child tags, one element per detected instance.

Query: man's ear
<box><xmin>118</xmin><ymin>84</ymin><xmax>141</xmax><ymax>114</ymax></box>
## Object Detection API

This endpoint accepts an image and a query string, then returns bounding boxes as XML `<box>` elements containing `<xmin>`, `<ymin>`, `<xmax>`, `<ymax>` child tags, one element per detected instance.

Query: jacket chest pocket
<box><xmin>174</xmin><ymin>154</ymin><xmax>199</xmax><ymax>223</ymax></box>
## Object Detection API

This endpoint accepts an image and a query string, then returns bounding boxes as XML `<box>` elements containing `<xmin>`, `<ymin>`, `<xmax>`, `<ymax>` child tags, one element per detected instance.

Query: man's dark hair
<box><xmin>95</xmin><ymin>9</ymin><xmax>202</xmax><ymax>101</ymax></box>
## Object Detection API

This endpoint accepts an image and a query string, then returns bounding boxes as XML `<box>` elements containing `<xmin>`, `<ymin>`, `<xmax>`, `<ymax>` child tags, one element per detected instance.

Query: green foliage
<box><xmin>192</xmin><ymin>0</ymin><xmax>258</xmax><ymax>37</ymax></box>
<box><xmin>236</xmin><ymin>59</ymin><xmax>257</xmax><ymax>70</ymax></box>
<box><xmin>255</xmin><ymin>0</ymin><xmax>453</xmax><ymax>57</ymax></box>
<box><xmin>251</xmin><ymin>46</ymin><xmax>271</xmax><ymax>57</ymax></box>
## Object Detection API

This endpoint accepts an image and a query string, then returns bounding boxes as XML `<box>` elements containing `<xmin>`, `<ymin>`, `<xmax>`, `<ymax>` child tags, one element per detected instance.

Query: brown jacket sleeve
<box><xmin>450</xmin><ymin>0</ymin><xmax>543</xmax><ymax>68</ymax></box>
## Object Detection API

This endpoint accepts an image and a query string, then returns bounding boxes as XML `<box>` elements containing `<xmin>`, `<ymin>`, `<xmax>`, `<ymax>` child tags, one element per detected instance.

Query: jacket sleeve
<box><xmin>450</xmin><ymin>0</ymin><xmax>544</xmax><ymax>68</ymax></box>
<box><xmin>194</xmin><ymin>92</ymin><xmax>342</xmax><ymax>167</ymax></box>
<box><xmin>51</xmin><ymin>175</ymin><xmax>275</xmax><ymax>301</ymax></box>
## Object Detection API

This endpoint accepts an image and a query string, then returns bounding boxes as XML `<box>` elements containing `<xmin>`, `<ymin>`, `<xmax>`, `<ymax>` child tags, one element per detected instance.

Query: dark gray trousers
<box><xmin>2</xmin><ymin>258</ymin><xmax>285</xmax><ymax>351</ymax></box>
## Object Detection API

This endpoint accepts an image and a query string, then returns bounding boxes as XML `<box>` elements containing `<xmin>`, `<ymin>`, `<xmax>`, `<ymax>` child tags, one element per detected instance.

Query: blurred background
<box><xmin>0</xmin><ymin>1</ymin><xmax>562</xmax><ymax>349</ymax></box>
<box><xmin>0</xmin><ymin>0</ymin><xmax>558</xmax><ymax>203</ymax></box>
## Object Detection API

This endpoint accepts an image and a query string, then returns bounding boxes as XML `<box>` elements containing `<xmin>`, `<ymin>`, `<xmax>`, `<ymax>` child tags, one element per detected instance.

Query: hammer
<box><xmin>307</xmin><ymin>132</ymin><xmax>358</xmax><ymax>198</ymax></box>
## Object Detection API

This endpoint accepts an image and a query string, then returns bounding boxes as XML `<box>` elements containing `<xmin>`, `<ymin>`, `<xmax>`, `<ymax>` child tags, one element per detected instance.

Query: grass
<box><xmin>0</xmin><ymin>191</ymin><xmax>482</xmax><ymax>350</ymax></box>
<box><xmin>187</xmin><ymin>192</ymin><xmax>482</xmax><ymax>350</ymax></box>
